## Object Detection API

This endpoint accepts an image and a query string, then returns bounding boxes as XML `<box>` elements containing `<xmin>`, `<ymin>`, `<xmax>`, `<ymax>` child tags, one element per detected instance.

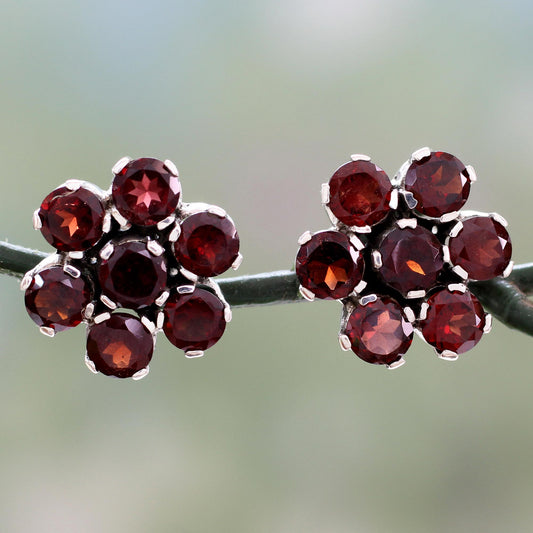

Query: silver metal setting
<box><xmin>299</xmin><ymin>286</ymin><xmax>316</xmax><ymax>302</ymax></box>
<box><xmin>339</xmin><ymin>334</ymin><xmax>351</xmax><ymax>352</ymax></box>
<box><xmin>483</xmin><ymin>314</ymin><xmax>493</xmax><ymax>334</ymax></box>
<box><xmin>68</xmin><ymin>251</ymin><xmax>84</xmax><ymax>260</ymax></box>
<box><xmin>102</xmin><ymin>212</ymin><xmax>112</xmax><ymax>234</ymax></box>
<box><xmin>84</xmin><ymin>303</ymin><xmax>95</xmax><ymax>320</ymax></box>
<box><xmin>502</xmin><ymin>261</ymin><xmax>514</xmax><ymax>278</ymax></box>
<box><xmin>350</xmin><ymin>154</ymin><xmax>371</xmax><ymax>162</ymax></box>
<box><xmin>439</xmin><ymin>211</ymin><xmax>460</xmax><ymax>223</ymax></box>
<box><xmin>155</xmin><ymin>291</ymin><xmax>170</xmax><ymax>307</ymax></box>
<box><xmin>359</xmin><ymin>294</ymin><xmax>378</xmax><ymax>306</ymax></box>
<box><xmin>110</xmin><ymin>206</ymin><xmax>131</xmax><ymax>229</ymax></box>
<box><xmin>132</xmin><ymin>366</ymin><xmax>150</xmax><ymax>381</ymax></box>
<box><xmin>465</xmin><ymin>165</ymin><xmax>477</xmax><ymax>183</ymax></box>
<box><xmin>177</xmin><ymin>285</ymin><xmax>196</xmax><ymax>294</ymax></box>
<box><xmin>297</xmin><ymin>231</ymin><xmax>313</xmax><ymax>246</ymax></box>
<box><xmin>411</xmin><ymin>147</ymin><xmax>431</xmax><ymax>162</ymax></box>
<box><xmin>168</xmin><ymin>223</ymin><xmax>181</xmax><ymax>242</ymax></box>
<box><xmin>232</xmin><ymin>253</ymin><xmax>243</xmax><ymax>270</ymax></box>
<box><xmin>156</xmin><ymin>215</ymin><xmax>176</xmax><ymax>230</ymax></box>
<box><xmin>406</xmin><ymin>289</ymin><xmax>426</xmax><ymax>299</ymax></box>
<box><xmin>112</xmin><ymin>156</ymin><xmax>131</xmax><ymax>175</ymax></box>
<box><xmin>185</xmin><ymin>350</ymin><xmax>204</xmax><ymax>358</ymax></box>
<box><xmin>33</xmin><ymin>210</ymin><xmax>42</xmax><ymax>230</ymax></box>
<box><xmin>397</xmin><ymin>218</ymin><xmax>417</xmax><ymax>229</ymax></box>
<box><xmin>100</xmin><ymin>294</ymin><xmax>117</xmax><ymax>310</ymax></box>
<box><xmin>39</xmin><ymin>326</ymin><xmax>55</xmax><ymax>337</ymax></box>
<box><xmin>389</xmin><ymin>188</ymin><xmax>399</xmax><ymax>210</ymax></box>
<box><xmin>64</xmin><ymin>179</ymin><xmax>83</xmax><ymax>191</ymax></box>
<box><xmin>353</xmin><ymin>280</ymin><xmax>367</xmax><ymax>294</ymax></box>
<box><xmin>156</xmin><ymin>311</ymin><xmax>164</xmax><ymax>330</ymax></box>
<box><xmin>321</xmin><ymin>183</ymin><xmax>330</xmax><ymax>204</ymax></box>
<box><xmin>179</xmin><ymin>268</ymin><xmax>198</xmax><ymax>284</ymax></box>
<box><xmin>489</xmin><ymin>212</ymin><xmax>508</xmax><ymax>227</ymax></box>
<box><xmin>402</xmin><ymin>191</ymin><xmax>418</xmax><ymax>209</ymax></box>
<box><xmin>207</xmin><ymin>205</ymin><xmax>227</xmax><ymax>218</ymax></box>
<box><xmin>224</xmin><ymin>306</ymin><xmax>233</xmax><ymax>323</ymax></box>
<box><xmin>371</xmin><ymin>250</ymin><xmax>383</xmax><ymax>269</ymax></box>
<box><xmin>349</xmin><ymin>234</ymin><xmax>365</xmax><ymax>251</ymax></box>
<box><xmin>387</xmin><ymin>358</ymin><xmax>406</xmax><ymax>370</ymax></box>
<box><xmin>451</xmin><ymin>265</ymin><xmax>469</xmax><ymax>280</ymax></box>
<box><xmin>438</xmin><ymin>350</ymin><xmax>458</xmax><ymax>361</ymax></box>
<box><xmin>403</xmin><ymin>306</ymin><xmax>416</xmax><ymax>323</ymax></box>
<box><xmin>99</xmin><ymin>242</ymin><xmax>115</xmax><ymax>260</ymax></box>
<box><xmin>442</xmin><ymin>244</ymin><xmax>451</xmax><ymax>264</ymax></box>
<box><xmin>163</xmin><ymin>159</ymin><xmax>179</xmax><ymax>177</ymax></box>
<box><xmin>419</xmin><ymin>302</ymin><xmax>429</xmax><ymax>321</ymax></box>
<box><xmin>85</xmin><ymin>355</ymin><xmax>98</xmax><ymax>374</ymax></box>
<box><xmin>93</xmin><ymin>312</ymin><xmax>111</xmax><ymax>324</ymax></box>
<box><xmin>146</xmin><ymin>240</ymin><xmax>164</xmax><ymax>257</ymax></box>
<box><xmin>141</xmin><ymin>316</ymin><xmax>156</xmax><ymax>334</ymax></box>
<box><xmin>352</xmin><ymin>224</ymin><xmax>371</xmax><ymax>234</ymax></box>
<box><xmin>63</xmin><ymin>264</ymin><xmax>81</xmax><ymax>279</ymax></box>
<box><xmin>448</xmin><ymin>283</ymin><xmax>467</xmax><ymax>293</ymax></box>
<box><xmin>20</xmin><ymin>273</ymin><xmax>33</xmax><ymax>291</ymax></box>
<box><xmin>448</xmin><ymin>220</ymin><xmax>464</xmax><ymax>238</ymax></box>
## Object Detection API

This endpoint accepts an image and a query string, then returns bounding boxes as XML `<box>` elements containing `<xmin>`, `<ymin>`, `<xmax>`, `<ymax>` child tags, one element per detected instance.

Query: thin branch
<box><xmin>1</xmin><ymin>241</ymin><xmax>533</xmax><ymax>338</ymax></box>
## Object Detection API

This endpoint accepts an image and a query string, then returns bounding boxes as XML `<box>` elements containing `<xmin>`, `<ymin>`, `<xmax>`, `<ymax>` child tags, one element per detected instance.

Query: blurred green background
<box><xmin>1</xmin><ymin>1</ymin><xmax>533</xmax><ymax>532</ymax></box>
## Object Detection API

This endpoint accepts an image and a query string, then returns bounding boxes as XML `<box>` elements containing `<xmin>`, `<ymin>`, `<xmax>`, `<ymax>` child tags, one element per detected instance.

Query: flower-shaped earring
<box><xmin>22</xmin><ymin>157</ymin><xmax>241</xmax><ymax>379</ymax></box>
<box><xmin>296</xmin><ymin>149</ymin><xmax>513</xmax><ymax>368</ymax></box>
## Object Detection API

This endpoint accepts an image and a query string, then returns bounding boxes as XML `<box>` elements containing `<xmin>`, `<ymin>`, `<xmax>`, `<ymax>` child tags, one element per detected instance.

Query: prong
<box><xmin>177</xmin><ymin>285</ymin><xmax>196</xmax><ymax>294</ymax></box>
<box><xmin>84</xmin><ymin>302</ymin><xmax>95</xmax><ymax>320</ymax></box>
<box><xmin>141</xmin><ymin>316</ymin><xmax>156</xmax><ymax>334</ymax></box>
<box><xmin>321</xmin><ymin>183</ymin><xmax>330</xmax><ymax>204</ymax></box>
<box><xmin>502</xmin><ymin>261</ymin><xmax>514</xmax><ymax>278</ymax></box>
<box><xmin>146</xmin><ymin>240</ymin><xmax>164</xmax><ymax>257</ymax></box>
<box><xmin>132</xmin><ymin>366</ymin><xmax>150</xmax><ymax>381</ymax></box>
<box><xmin>207</xmin><ymin>205</ymin><xmax>227</xmax><ymax>218</ymax></box>
<box><xmin>451</xmin><ymin>265</ymin><xmax>469</xmax><ymax>280</ymax></box>
<box><xmin>465</xmin><ymin>165</ymin><xmax>477</xmax><ymax>183</ymax></box>
<box><xmin>411</xmin><ymin>147</ymin><xmax>431</xmax><ymax>162</ymax></box>
<box><xmin>389</xmin><ymin>188</ymin><xmax>399</xmax><ymax>210</ymax></box>
<box><xmin>111</xmin><ymin>207</ymin><xmax>130</xmax><ymax>228</ymax></box>
<box><xmin>33</xmin><ymin>210</ymin><xmax>42</xmax><ymax>230</ymax></box>
<box><xmin>224</xmin><ymin>306</ymin><xmax>232</xmax><ymax>323</ymax></box>
<box><xmin>179</xmin><ymin>268</ymin><xmax>198</xmax><ymax>284</ymax></box>
<box><xmin>185</xmin><ymin>350</ymin><xmax>204</xmax><ymax>358</ymax></box>
<box><xmin>419</xmin><ymin>302</ymin><xmax>429</xmax><ymax>321</ymax></box>
<box><xmin>387</xmin><ymin>358</ymin><xmax>406</xmax><ymax>370</ymax></box>
<box><xmin>231</xmin><ymin>253</ymin><xmax>243</xmax><ymax>270</ymax></box>
<box><xmin>64</xmin><ymin>179</ymin><xmax>83</xmax><ymax>191</ymax></box>
<box><xmin>360</xmin><ymin>294</ymin><xmax>378</xmax><ymax>306</ymax></box>
<box><xmin>349</xmin><ymin>234</ymin><xmax>365</xmax><ymax>250</ymax></box>
<box><xmin>353</xmin><ymin>224</ymin><xmax>371</xmax><ymax>234</ymax></box>
<box><xmin>112</xmin><ymin>156</ymin><xmax>131</xmax><ymax>175</ymax></box>
<box><xmin>406</xmin><ymin>290</ymin><xmax>426</xmax><ymax>299</ymax></box>
<box><xmin>39</xmin><ymin>326</ymin><xmax>55</xmax><ymax>337</ymax></box>
<box><xmin>350</xmin><ymin>154</ymin><xmax>371</xmax><ymax>162</ymax></box>
<box><xmin>439</xmin><ymin>211</ymin><xmax>459</xmax><ymax>223</ymax></box>
<box><xmin>63</xmin><ymin>264</ymin><xmax>81</xmax><ymax>279</ymax></box>
<box><xmin>100</xmin><ymin>295</ymin><xmax>117</xmax><ymax>310</ymax></box>
<box><xmin>93</xmin><ymin>312</ymin><xmax>111</xmax><ymax>324</ymax></box>
<box><xmin>156</xmin><ymin>215</ymin><xmax>176</xmax><ymax>230</ymax></box>
<box><xmin>339</xmin><ymin>334</ymin><xmax>351</xmax><ymax>351</ymax></box>
<box><xmin>403</xmin><ymin>306</ymin><xmax>416</xmax><ymax>323</ymax></box>
<box><xmin>85</xmin><ymin>355</ymin><xmax>98</xmax><ymax>374</ymax></box>
<box><xmin>102</xmin><ymin>213</ymin><xmax>112</xmax><ymax>234</ymax></box>
<box><xmin>489</xmin><ymin>212</ymin><xmax>508</xmax><ymax>227</ymax></box>
<box><xmin>168</xmin><ymin>224</ymin><xmax>181</xmax><ymax>242</ymax></box>
<box><xmin>402</xmin><ymin>191</ymin><xmax>418</xmax><ymax>209</ymax></box>
<box><xmin>442</xmin><ymin>244</ymin><xmax>451</xmax><ymax>264</ymax></box>
<box><xmin>353</xmin><ymin>280</ymin><xmax>367</xmax><ymax>294</ymax></box>
<box><xmin>297</xmin><ymin>231</ymin><xmax>313</xmax><ymax>246</ymax></box>
<box><xmin>397</xmin><ymin>218</ymin><xmax>417</xmax><ymax>229</ymax></box>
<box><xmin>449</xmin><ymin>221</ymin><xmax>464</xmax><ymax>238</ymax></box>
<box><xmin>99</xmin><ymin>242</ymin><xmax>114</xmax><ymax>260</ymax></box>
<box><xmin>164</xmin><ymin>159</ymin><xmax>179</xmax><ymax>177</ymax></box>
<box><xmin>448</xmin><ymin>283</ymin><xmax>467</xmax><ymax>293</ymax></box>
<box><xmin>20</xmin><ymin>274</ymin><xmax>33</xmax><ymax>291</ymax></box>
<box><xmin>68</xmin><ymin>251</ymin><xmax>84</xmax><ymax>260</ymax></box>
<box><xmin>372</xmin><ymin>250</ymin><xmax>383</xmax><ymax>269</ymax></box>
<box><xmin>483</xmin><ymin>314</ymin><xmax>493</xmax><ymax>334</ymax></box>
<box><xmin>155</xmin><ymin>291</ymin><xmax>169</xmax><ymax>307</ymax></box>
<box><xmin>438</xmin><ymin>350</ymin><xmax>458</xmax><ymax>361</ymax></box>
<box><xmin>156</xmin><ymin>311</ymin><xmax>164</xmax><ymax>330</ymax></box>
<box><xmin>299</xmin><ymin>286</ymin><xmax>315</xmax><ymax>302</ymax></box>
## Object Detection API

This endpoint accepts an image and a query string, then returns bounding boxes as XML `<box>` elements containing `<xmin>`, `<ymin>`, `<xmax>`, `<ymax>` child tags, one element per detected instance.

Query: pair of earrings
<box><xmin>22</xmin><ymin>150</ymin><xmax>513</xmax><ymax>379</ymax></box>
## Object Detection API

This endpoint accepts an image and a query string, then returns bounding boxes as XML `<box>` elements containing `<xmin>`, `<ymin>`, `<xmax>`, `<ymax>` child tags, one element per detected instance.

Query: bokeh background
<box><xmin>1</xmin><ymin>1</ymin><xmax>533</xmax><ymax>532</ymax></box>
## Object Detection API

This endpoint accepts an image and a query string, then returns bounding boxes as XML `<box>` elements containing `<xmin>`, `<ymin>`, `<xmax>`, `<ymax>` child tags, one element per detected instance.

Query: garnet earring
<box><xmin>295</xmin><ymin>149</ymin><xmax>513</xmax><ymax>368</ymax></box>
<box><xmin>22</xmin><ymin>157</ymin><xmax>242</xmax><ymax>379</ymax></box>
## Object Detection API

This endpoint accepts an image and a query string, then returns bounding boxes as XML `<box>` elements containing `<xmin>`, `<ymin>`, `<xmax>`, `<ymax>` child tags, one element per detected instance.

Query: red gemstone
<box><xmin>38</xmin><ymin>185</ymin><xmax>105</xmax><ymax>251</ymax></box>
<box><xmin>112</xmin><ymin>158</ymin><xmax>181</xmax><ymax>226</ymax></box>
<box><xmin>377</xmin><ymin>224</ymin><xmax>443</xmax><ymax>296</ymax></box>
<box><xmin>98</xmin><ymin>240</ymin><xmax>167</xmax><ymax>308</ymax></box>
<box><xmin>448</xmin><ymin>216</ymin><xmax>512</xmax><ymax>280</ymax></box>
<box><xmin>404</xmin><ymin>151</ymin><xmax>470</xmax><ymax>217</ymax></box>
<box><xmin>345</xmin><ymin>296</ymin><xmax>413</xmax><ymax>365</ymax></box>
<box><xmin>86</xmin><ymin>313</ymin><xmax>154</xmax><ymax>378</ymax></box>
<box><xmin>419</xmin><ymin>288</ymin><xmax>486</xmax><ymax>355</ymax></box>
<box><xmin>296</xmin><ymin>231</ymin><xmax>364</xmax><ymax>300</ymax></box>
<box><xmin>328</xmin><ymin>160</ymin><xmax>392</xmax><ymax>227</ymax></box>
<box><xmin>24</xmin><ymin>266</ymin><xmax>92</xmax><ymax>332</ymax></box>
<box><xmin>163</xmin><ymin>288</ymin><xmax>226</xmax><ymax>352</ymax></box>
<box><xmin>174</xmin><ymin>211</ymin><xmax>240</xmax><ymax>277</ymax></box>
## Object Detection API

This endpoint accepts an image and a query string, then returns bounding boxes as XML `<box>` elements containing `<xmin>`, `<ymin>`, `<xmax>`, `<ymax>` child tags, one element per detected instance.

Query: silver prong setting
<box><xmin>99</xmin><ymin>242</ymin><xmax>114</xmax><ymax>260</ymax></box>
<box><xmin>483</xmin><ymin>314</ymin><xmax>493</xmax><ymax>334</ymax></box>
<box><xmin>146</xmin><ymin>240</ymin><xmax>164</xmax><ymax>257</ymax></box>
<box><xmin>397</xmin><ymin>218</ymin><xmax>417</xmax><ymax>229</ymax></box>
<box><xmin>502</xmin><ymin>261</ymin><xmax>514</xmax><ymax>278</ymax></box>
<box><xmin>33</xmin><ymin>210</ymin><xmax>42</xmax><ymax>230</ymax></box>
<box><xmin>387</xmin><ymin>358</ymin><xmax>406</xmax><ymax>370</ymax></box>
<box><xmin>231</xmin><ymin>253</ymin><xmax>243</xmax><ymax>270</ymax></box>
<box><xmin>438</xmin><ymin>350</ymin><xmax>458</xmax><ymax>361</ymax></box>
<box><xmin>339</xmin><ymin>334</ymin><xmax>351</xmax><ymax>352</ymax></box>
<box><xmin>321</xmin><ymin>183</ymin><xmax>330</xmax><ymax>204</ymax></box>
<box><xmin>85</xmin><ymin>355</ymin><xmax>98</xmax><ymax>374</ymax></box>
<box><xmin>297</xmin><ymin>231</ymin><xmax>313</xmax><ymax>246</ymax></box>
<box><xmin>164</xmin><ymin>159</ymin><xmax>179</xmax><ymax>177</ymax></box>
<box><xmin>185</xmin><ymin>350</ymin><xmax>204</xmax><ymax>358</ymax></box>
<box><xmin>350</xmin><ymin>154</ymin><xmax>371</xmax><ymax>162</ymax></box>
<box><xmin>411</xmin><ymin>147</ymin><xmax>431</xmax><ymax>162</ymax></box>
<box><xmin>112</xmin><ymin>156</ymin><xmax>131</xmax><ymax>175</ymax></box>
<box><xmin>299</xmin><ymin>286</ymin><xmax>315</xmax><ymax>302</ymax></box>
<box><xmin>132</xmin><ymin>367</ymin><xmax>150</xmax><ymax>381</ymax></box>
<box><xmin>39</xmin><ymin>326</ymin><xmax>55</xmax><ymax>337</ymax></box>
<box><xmin>406</xmin><ymin>289</ymin><xmax>426</xmax><ymax>299</ymax></box>
<box><xmin>372</xmin><ymin>250</ymin><xmax>382</xmax><ymax>269</ymax></box>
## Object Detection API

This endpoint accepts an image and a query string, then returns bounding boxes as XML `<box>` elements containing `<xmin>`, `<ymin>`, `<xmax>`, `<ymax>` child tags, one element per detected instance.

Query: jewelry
<box><xmin>22</xmin><ymin>157</ymin><xmax>242</xmax><ymax>380</ymax></box>
<box><xmin>295</xmin><ymin>148</ymin><xmax>513</xmax><ymax>368</ymax></box>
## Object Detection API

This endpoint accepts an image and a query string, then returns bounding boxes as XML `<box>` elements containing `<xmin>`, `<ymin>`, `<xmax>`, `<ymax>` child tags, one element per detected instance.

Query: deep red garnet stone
<box><xmin>328</xmin><ymin>160</ymin><xmax>392</xmax><ymax>227</ymax></box>
<box><xmin>163</xmin><ymin>288</ymin><xmax>226</xmax><ymax>352</ymax></box>
<box><xmin>448</xmin><ymin>216</ymin><xmax>512</xmax><ymax>280</ymax></box>
<box><xmin>174</xmin><ymin>212</ymin><xmax>240</xmax><ymax>277</ymax></box>
<box><xmin>39</xmin><ymin>185</ymin><xmax>105</xmax><ymax>251</ymax></box>
<box><xmin>86</xmin><ymin>313</ymin><xmax>154</xmax><ymax>378</ymax></box>
<box><xmin>419</xmin><ymin>288</ymin><xmax>486</xmax><ymax>354</ymax></box>
<box><xmin>345</xmin><ymin>296</ymin><xmax>413</xmax><ymax>365</ymax></box>
<box><xmin>377</xmin><ymin>225</ymin><xmax>443</xmax><ymax>296</ymax></box>
<box><xmin>24</xmin><ymin>266</ymin><xmax>92</xmax><ymax>332</ymax></box>
<box><xmin>296</xmin><ymin>231</ymin><xmax>364</xmax><ymax>300</ymax></box>
<box><xmin>404</xmin><ymin>152</ymin><xmax>470</xmax><ymax>218</ymax></box>
<box><xmin>98</xmin><ymin>240</ymin><xmax>167</xmax><ymax>308</ymax></box>
<box><xmin>112</xmin><ymin>158</ymin><xmax>181</xmax><ymax>226</ymax></box>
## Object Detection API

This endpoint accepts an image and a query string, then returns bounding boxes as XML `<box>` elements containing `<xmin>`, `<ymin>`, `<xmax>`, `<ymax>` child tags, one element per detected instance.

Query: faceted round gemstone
<box><xmin>419</xmin><ymin>288</ymin><xmax>486</xmax><ymax>355</ymax></box>
<box><xmin>345</xmin><ymin>296</ymin><xmax>413</xmax><ymax>365</ymax></box>
<box><xmin>296</xmin><ymin>231</ymin><xmax>364</xmax><ymax>300</ymax></box>
<box><xmin>112</xmin><ymin>157</ymin><xmax>181</xmax><ymax>226</ymax></box>
<box><xmin>404</xmin><ymin>151</ymin><xmax>470</xmax><ymax>217</ymax></box>
<box><xmin>448</xmin><ymin>216</ymin><xmax>512</xmax><ymax>280</ymax></box>
<box><xmin>174</xmin><ymin>211</ymin><xmax>240</xmax><ymax>277</ymax></box>
<box><xmin>327</xmin><ymin>160</ymin><xmax>392</xmax><ymax>227</ymax></box>
<box><xmin>38</xmin><ymin>185</ymin><xmax>105</xmax><ymax>251</ymax></box>
<box><xmin>86</xmin><ymin>313</ymin><xmax>154</xmax><ymax>378</ymax></box>
<box><xmin>24</xmin><ymin>265</ymin><xmax>92</xmax><ymax>332</ymax></box>
<box><xmin>377</xmin><ymin>225</ymin><xmax>443</xmax><ymax>296</ymax></box>
<box><xmin>98</xmin><ymin>240</ymin><xmax>167</xmax><ymax>308</ymax></box>
<box><xmin>163</xmin><ymin>288</ymin><xmax>226</xmax><ymax>352</ymax></box>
